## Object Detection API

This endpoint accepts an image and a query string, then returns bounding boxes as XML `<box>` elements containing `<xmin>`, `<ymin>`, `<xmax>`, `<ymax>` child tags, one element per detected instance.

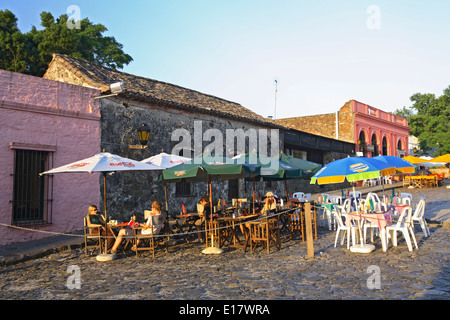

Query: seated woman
<box><xmin>110</xmin><ymin>200</ymin><xmax>164</xmax><ymax>254</ymax></box>
<box><xmin>86</xmin><ymin>205</ymin><xmax>115</xmax><ymax>252</ymax></box>
<box><xmin>261</xmin><ymin>192</ymin><xmax>277</xmax><ymax>214</ymax></box>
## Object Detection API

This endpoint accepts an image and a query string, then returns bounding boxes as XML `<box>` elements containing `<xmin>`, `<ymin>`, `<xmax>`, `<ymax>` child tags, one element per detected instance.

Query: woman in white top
<box><xmin>110</xmin><ymin>201</ymin><xmax>164</xmax><ymax>254</ymax></box>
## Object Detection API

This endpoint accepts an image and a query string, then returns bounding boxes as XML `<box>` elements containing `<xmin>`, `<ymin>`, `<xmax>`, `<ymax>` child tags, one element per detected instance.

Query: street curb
<box><xmin>0</xmin><ymin>241</ymin><xmax>84</xmax><ymax>267</ymax></box>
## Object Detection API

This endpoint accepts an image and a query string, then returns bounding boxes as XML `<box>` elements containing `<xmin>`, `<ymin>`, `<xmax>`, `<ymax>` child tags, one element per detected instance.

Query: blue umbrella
<box><xmin>310</xmin><ymin>156</ymin><xmax>395</xmax><ymax>253</ymax></box>
<box><xmin>310</xmin><ymin>157</ymin><xmax>395</xmax><ymax>185</ymax></box>
<box><xmin>372</xmin><ymin>155</ymin><xmax>415</xmax><ymax>173</ymax></box>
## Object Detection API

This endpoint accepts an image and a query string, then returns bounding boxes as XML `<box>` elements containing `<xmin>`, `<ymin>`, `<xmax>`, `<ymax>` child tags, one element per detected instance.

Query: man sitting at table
<box><xmin>110</xmin><ymin>200</ymin><xmax>164</xmax><ymax>254</ymax></box>
<box><xmin>261</xmin><ymin>192</ymin><xmax>277</xmax><ymax>214</ymax></box>
<box><xmin>194</xmin><ymin>196</ymin><xmax>211</xmax><ymax>243</ymax></box>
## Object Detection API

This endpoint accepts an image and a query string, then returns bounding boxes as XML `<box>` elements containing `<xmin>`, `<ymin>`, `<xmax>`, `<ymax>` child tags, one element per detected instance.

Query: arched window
<box><xmin>358</xmin><ymin>131</ymin><xmax>367</xmax><ymax>156</ymax></box>
<box><xmin>397</xmin><ymin>139</ymin><xmax>403</xmax><ymax>157</ymax></box>
<box><xmin>371</xmin><ymin>133</ymin><xmax>378</xmax><ymax>156</ymax></box>
<box><xmin>382</xmin><ymin>137</ymin><xmax>388</xmax><ymax>155</ymax></box>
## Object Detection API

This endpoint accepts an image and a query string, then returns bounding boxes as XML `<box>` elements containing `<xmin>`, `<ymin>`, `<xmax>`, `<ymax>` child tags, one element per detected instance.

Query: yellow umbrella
<box><xmin>402</xmin><ymin>155</ymin><xmax>427</xmax><ymax>164</ymax></box>
<box><xmin>426</xmin><ymin>153</ymin><xmax>450</xmax><ymax>163</ymax></box>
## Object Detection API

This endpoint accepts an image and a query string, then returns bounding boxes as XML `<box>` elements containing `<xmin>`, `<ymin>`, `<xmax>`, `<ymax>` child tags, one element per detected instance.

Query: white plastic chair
<box><xmin>400</xmin><ymin>192</ymin><xmax>413</xmax><ymax>203</ymax></box>
<box><xmin>384</xmin><ymin>176</ymin><xmax>393</xmax><ymax>184</ymax></box>
<box><xmin>293</xmin><ymin>192</ymin><xmax>305</xmax><ymax>200</ymax></box>
<box><xmin>318</xmin><ymin>193</ymin><xmax>331</xmax><ymax>203</ymax></box>
<box><xmin>329</xmin><ymin>195</ymin><xmax>342</xmax><ymax>205</ymax></box>
<box><xmin>349</xmin><ymin>191</ymin><xmax>362</xmax><ymax>198</ymax></box>
<box><xmin>365</xmin><ymin>192</ymin><xmax>387</xmax><ymax>212</ymax></box>
<box><xmin>362</xmin><ymin>193</ymin><xmax>388</xmax><ymax>244</ymax></box>
<box><xmin>385</xmin><ymin>206</ymin><xmax>418</xmax><ymax>251</ymax></box>
<box><xmin>412</xmin><ymin>197</ymin><xmax>430</xmax><ymax>237</ymax></box>
<box><xmin>338</xmin><ymin>198</ymin><xmax>352</xmax><ymax>214</ymax></box>
<box><xmin>400</xmin><ymin>197</ymin><xmax>411</xmax><ymax>205</ymax></box>
<box><xmin>334</xmin><ymin>210</ymin><xmax>357</xmax><ymax>249</ymax></box>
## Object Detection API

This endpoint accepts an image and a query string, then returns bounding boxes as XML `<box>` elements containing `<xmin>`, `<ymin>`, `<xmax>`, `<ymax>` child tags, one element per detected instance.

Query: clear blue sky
<box><xmin>4</xmin><ymin>0</ymin><xmax>450</xmax><ymax>119</ymax></box>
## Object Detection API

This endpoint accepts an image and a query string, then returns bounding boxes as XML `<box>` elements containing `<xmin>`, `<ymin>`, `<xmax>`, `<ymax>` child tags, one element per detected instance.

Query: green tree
<box><xmin>0</xmin><ymin>9</ymin><xmax>27</xmax><ymax>73</ymax></box>
<box><xmin>395</xmin><ymin>87</ymin><xmax>450</xmax><ymax>156</ymax></box>
<box><xmin>0</xmin><ymin>10</ymin><xmax>133</xmax><ymax>76</ymax></box>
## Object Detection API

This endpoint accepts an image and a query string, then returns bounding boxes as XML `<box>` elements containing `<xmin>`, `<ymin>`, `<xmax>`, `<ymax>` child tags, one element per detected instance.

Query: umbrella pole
<box><xmin>284</xmin><ymin>178</ymin><xmax>290</xmax><ymax>209</ymax></box>
<box><xmin>202</xmin><ymin>176</ymin><xmax>223</xmax><ymax>254</ymax></box>
<box><xmin>252</xmin><ymin>176</ymin><xmax>255</xmax><ymax>215</ymax></box>
<box><xmin>209</xmin><ymin>175</ymin><xmax>214</xmax><ymax>246</ymax></box>
<box><xmin>350</xmin><ymin>182</ymin><xmax>375</xmax><ymax>253</ymax></box>
<box><xmin>103</xmin><ymin>172</ymin><xmax>108</xmax><ymax>254</ymax></box>
<box><xmin>164</xmin><ymin>183</ymin><xmax>168</xmax><ymax>212</ymax></box>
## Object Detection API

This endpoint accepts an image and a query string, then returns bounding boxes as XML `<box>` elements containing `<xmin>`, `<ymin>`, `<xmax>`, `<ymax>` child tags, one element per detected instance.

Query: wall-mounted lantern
<box><xmin>129</xmin><ymin>124</ymin><xmax>150</xmax><ymax>150</ymax></box>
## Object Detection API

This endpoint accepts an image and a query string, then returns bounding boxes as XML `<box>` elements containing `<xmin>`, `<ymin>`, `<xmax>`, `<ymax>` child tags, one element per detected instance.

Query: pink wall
<box><xmin>351</xmin><ymin>100</ymin><xmax>410</xmax><ymax>157</ymax></box>
<box><xmin>0</xmin><ymin>70</ymin><xmax>101</xmax><ymax>245</ymax></box>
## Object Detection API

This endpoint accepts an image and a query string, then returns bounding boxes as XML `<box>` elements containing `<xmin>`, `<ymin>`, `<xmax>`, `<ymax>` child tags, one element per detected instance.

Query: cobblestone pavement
<box><xmin>0</xmin><ymin>186</ymin><xmax>448</xmax><ymax>302</ymax></box>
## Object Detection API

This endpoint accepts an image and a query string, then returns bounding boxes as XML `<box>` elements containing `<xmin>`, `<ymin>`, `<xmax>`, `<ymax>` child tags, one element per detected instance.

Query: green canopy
<box><xmin>233</xmin><ymin>150</ymin><xmax>302</xmax><ymax>180</ymax></box>
<box><xmin>159</xmin><ymin>151</ymin><xmax>261</xmax><ymax>253</ymax></box>
<box><xmin>274</xmin><ymin>153</ymin><xmax>322</xmax><ymax>178</ymax></box>
<box><xmin>160</xmin><ymin>152</ymin><xmax>260</xmax><ymax>182</ymax></box>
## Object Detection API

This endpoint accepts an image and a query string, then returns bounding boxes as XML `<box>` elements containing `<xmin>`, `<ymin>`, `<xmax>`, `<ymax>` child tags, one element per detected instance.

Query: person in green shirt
<box><xmin>86</xmin><ymin>205</ymin><xmax>114</xmax><ymax>252</ymax></box>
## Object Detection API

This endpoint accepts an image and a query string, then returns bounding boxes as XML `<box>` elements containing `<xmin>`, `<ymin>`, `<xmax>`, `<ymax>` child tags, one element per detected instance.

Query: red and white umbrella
<box><xmin>42</xmin><ymin>152</ymin><xmax>162</xmax><ymax>174</ymax></box>
<box><xmin>141</xmin><ymin>152</ymin><xmax>191</xmax><ymax>212</ymax></box>
<box><xmin>141</xmin><ymin>152</ymin><xmax>191</xmax><ymax>169</ymax></box>
<box><xmin>40</xmin><ymin>152</ymin><xmax>164</xmax><ymax>254</ymax></box>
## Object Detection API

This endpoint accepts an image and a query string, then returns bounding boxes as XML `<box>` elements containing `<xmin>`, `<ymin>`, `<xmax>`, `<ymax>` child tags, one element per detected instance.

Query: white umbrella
<box><xmin>42</xmin><ymin>152</ymin><xmax>162</xmax><ymax>174</ymax></box>
<box><xmin>40</xmin><ymin>152</ymin><xmax>164</xmax><ymax>255</ymax></box>
<box><xmin>141</xmin><ymin>152</ymin><xmax>191</xmax><ymax>169</ymax></box>
<box><xmin>141</xmin><ymin>152</ymin><xmax>191</xmax><ymax>212</ymax></box>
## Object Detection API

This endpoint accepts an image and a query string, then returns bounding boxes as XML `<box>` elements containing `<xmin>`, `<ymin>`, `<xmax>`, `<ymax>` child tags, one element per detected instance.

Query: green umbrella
<box><xmin>274</xmin><ymin>152</ymin><xmax>322</xmax><ymax>178</ymax></box>
<box><xmin>161</xmin><ymin>152</ymin><xmax>260</xmax><ymax>182</ymax></box>
<box><xmin>160</xmin><ymin>151</ymin><xmax>261</xmax><ymax>254</ymax></box>
<box><xmin>233</xmin><ymin>150</ymin><xmax>303</xmax><ymax>210</ymax></box>
<box><xmin>233</xmin><ymin>150</ymin><xmax>302</xmax><ymax>180</ymax></box>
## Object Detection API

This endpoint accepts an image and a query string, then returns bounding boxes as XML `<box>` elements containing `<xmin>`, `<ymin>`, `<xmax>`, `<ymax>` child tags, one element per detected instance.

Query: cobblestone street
<box><xmin>0</xmin><ymin>185</ymin><xmax>449</xmax><ymax>302</ymax></box>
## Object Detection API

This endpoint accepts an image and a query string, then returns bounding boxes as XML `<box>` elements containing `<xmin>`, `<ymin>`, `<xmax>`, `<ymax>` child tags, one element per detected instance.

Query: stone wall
<box><xmin>98</xmin><ymin>97</ymin><xmax>285</xmax><ymax>220</ymax></box>
<box><xmin>276</xmin><ymin>100</ymin><xmax>355</xmax><ymax>144</ymax></box>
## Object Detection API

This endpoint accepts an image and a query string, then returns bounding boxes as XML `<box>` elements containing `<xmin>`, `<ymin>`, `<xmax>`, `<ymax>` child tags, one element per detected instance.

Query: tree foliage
<box><xmin>0</xmin><ymin>9</ymin><xmax>132</xmax><ymax>76</ymax></box>
<box><xmin>395</xmin><ymin>87</ymin><xmax>450</xmax><ymax>156</ymax></box>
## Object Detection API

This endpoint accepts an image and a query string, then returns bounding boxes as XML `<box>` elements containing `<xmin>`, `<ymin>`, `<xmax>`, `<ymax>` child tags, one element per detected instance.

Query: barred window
<box><xmin>12</xmin><ymin>149</ymin><xmax>53</xmax><ymax>225</ymax></box>
<box><xmin>175</xmin><ymin>180</ymin><xmax>192</xmax><ymax>196</ymax></box>
<box><xmin>228</xmin><ymin>179</ymin><xmax>239</xmax><ymax>200</ymax></box>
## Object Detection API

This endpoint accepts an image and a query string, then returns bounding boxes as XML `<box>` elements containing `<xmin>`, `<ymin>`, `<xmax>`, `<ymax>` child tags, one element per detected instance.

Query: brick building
<box><xmin>276</xmin><ymin>99</ymin><xmax>411</xmax><ymax>158</ymax></box>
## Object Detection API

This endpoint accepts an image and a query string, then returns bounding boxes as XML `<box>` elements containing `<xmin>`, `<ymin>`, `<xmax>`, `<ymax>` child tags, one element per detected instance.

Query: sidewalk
<box><xmin>1</xmin><ymin>181</ymin><xmax>448</xmax><ymax>266</ymax></box>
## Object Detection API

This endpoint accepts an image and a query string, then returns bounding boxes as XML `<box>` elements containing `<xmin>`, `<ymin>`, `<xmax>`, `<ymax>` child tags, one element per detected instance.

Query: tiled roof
<box><xmin>45</xmin><ymin>53</ymin><xmax>280</xmax><ymax>128</ymax></box>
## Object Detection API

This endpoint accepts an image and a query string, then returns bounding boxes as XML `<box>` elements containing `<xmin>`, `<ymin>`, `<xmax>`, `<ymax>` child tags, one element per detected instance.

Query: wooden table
<box><xmin>217</xmin><ymin>214</ymin><xmax>260</xmax><ymax>251</ymax></box>
<box><xmin>408</xmin><ymin>175</ymin><xmax>439</xmax><ymax>188</ymax></box>
<box><xmin>170</xmin><ymin>213</ymin><xmax>200</xmax><ymax>241</ymax></box>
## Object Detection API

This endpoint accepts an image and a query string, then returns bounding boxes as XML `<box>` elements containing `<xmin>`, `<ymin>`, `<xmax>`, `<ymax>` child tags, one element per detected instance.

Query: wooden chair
<box><xmin>425</xmin><ymin>176</ymin><xmax>438</xmax><ymax>188</ymax></box>
<box><xmin>288</xmin><ymin>209</ymin><xmax>304</xmax><ymax>241</ymax></box>
<box><xmin>133</xmin><ymin>226</ymin><xmax>168</xmax><ymax>258</ymax></box>
<box><xmin>83</xmin><ymin>216</ymin><xmax>102</xmax><ymax>256</ymax></box>
<box><xmin>205</xmin><ymin>218</ymin><xmax>226</xmax><ymax>248</ymax></box>
<box><xmin>403</xmin><ymin>176</ymin><xmax>411</xmax><ymax>187</ymax></box>
<box><xmin>247</xmin><ymin>215</ymin><xmax>281</xmax><ymax>254</ymax></box>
